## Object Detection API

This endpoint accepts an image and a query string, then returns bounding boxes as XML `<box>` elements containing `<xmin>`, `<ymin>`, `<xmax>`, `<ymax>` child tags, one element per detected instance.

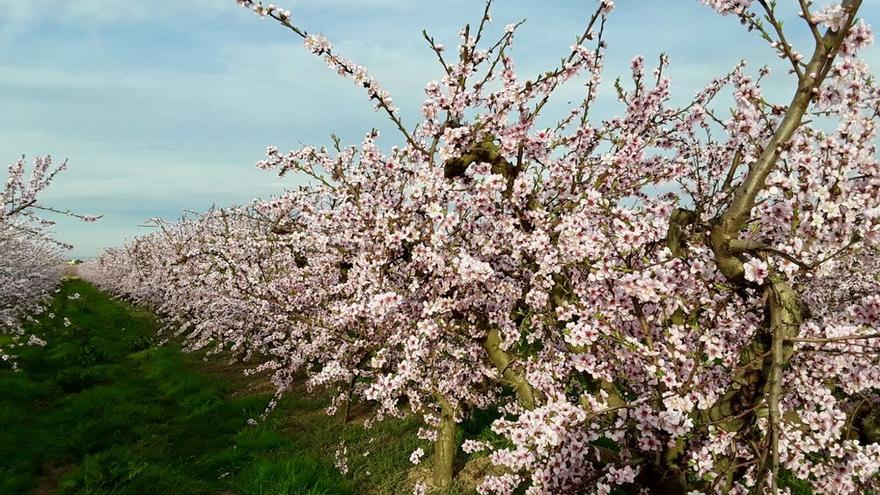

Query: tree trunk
<box><xmin>432</xmin><ymin>402</ymin><xmax>457</xmax><ymax>490</ymax></box>
<box><xmin>483</xmin><ymin>328</ymin><xmax>535</xmax><ymax>410</ymax></box>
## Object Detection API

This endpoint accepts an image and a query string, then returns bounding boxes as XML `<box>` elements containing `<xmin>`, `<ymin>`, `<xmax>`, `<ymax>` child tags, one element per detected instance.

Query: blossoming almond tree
<box><xmin>85</xmin><ymin>0</ymin><xmax>880</xmax><ymax>493</ymax></box>
<box><xmin>1</xmin><ymin>156</ymin><xmax>98</xmax><ymax>366</ymax></box>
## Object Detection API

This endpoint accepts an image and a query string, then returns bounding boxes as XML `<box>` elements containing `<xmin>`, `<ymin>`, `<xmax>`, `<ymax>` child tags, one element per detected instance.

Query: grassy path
<box><xmin>0</xmin><ymin>279</ymin><xmax>367</xmax><ymax>495</ymax></box>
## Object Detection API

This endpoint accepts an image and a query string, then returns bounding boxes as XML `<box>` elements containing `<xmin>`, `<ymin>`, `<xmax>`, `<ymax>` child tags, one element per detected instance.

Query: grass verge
<box><xmin>0</xmin><ymin>279</ymin><xmax>356</xmax><ymax>495</ymax></box>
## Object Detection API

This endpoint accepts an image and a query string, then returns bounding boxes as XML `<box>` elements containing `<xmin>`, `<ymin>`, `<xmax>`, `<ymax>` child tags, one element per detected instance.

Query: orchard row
<box><xmin>67</xmin><ymin>0</ymin><xmax>880</xmax><ymax>493</ymax></box>
<box><xmin>1</xmin><ymin>156</ymin><xmax>96</xmax><ymax>367</ymax></box>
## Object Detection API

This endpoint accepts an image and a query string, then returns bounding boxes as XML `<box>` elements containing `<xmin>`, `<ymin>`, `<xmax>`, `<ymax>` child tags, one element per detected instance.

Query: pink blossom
<box><xmin>743</xmin><ymin>258</ymin><xmax>769</xmax><ymax>284</ymax></box>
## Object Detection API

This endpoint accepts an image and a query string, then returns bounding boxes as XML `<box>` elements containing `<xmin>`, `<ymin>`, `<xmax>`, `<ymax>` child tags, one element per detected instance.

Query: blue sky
<box><xmin>1</xmin><ymin>0</ymin><xmax>878</xmax><ymax>258</ymax></box>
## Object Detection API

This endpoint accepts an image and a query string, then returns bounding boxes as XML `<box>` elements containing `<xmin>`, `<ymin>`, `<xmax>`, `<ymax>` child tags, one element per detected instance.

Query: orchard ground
<box><xmin>1</xmin><ymin>278</ymin><xmax>473</xmax><ymax>495</ymax></box>
<box><xmin>0</xmin><ymin>278</ymin><xmax>820</xmax><ymax>495</ymax></box>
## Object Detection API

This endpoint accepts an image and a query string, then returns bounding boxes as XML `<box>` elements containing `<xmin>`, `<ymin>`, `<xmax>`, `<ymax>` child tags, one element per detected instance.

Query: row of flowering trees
<box><xmin>1</xmin><ymin>156</ymin><xmax>94</xmax><ymax>366</ymax></box>
<box><xmin>83</xmin><ymin>0</ymin><xmax>880</xmax><ymax>493</ymax></box>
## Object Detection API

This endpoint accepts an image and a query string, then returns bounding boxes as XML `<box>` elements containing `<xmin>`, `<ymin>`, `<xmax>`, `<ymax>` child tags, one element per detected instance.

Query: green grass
<box><xmin>0</xmin><ymin>278</ymin><xmax>828</xmax><ymax>495</ymax></box>
<box><xmin>0</xmin><ymin>278</ymin><xmax>830</xmax><ymax>495</ymax></box>
<box><xmin>0</xmin><ymin>279</ymin><xmax>356</xmax><ymax>495</ymax></box>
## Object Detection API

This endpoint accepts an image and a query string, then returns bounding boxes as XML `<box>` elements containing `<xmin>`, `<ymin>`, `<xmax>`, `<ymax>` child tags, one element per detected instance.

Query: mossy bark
<box><xmin>432</xmin><ymin>402</ymin><xmax>458</xmax><ymax>489</ymax></box>
<box><xmin>483</xmin><ymin>328</ymin><xmax>535</xmax><ymax>410</ymax></box>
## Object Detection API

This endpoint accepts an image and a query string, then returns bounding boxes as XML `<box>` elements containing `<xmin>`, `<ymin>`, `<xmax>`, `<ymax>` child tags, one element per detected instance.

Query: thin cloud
<box><xmin>1</xmin><ymin>0</ymin><xmax>878</xmax><ymax>256</ymax></box>
<box><xmin>0</xmin><ymin>0</ymin><xmax>233</xmax><ymax>26</ymax></box>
